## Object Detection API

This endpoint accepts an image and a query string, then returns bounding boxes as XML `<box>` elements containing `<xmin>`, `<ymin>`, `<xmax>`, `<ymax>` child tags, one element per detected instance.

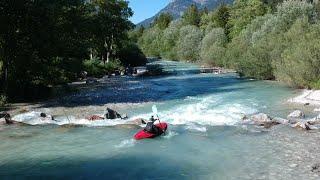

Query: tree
<box><xmin>200</xmin><ymin>28</ymin><xmax>227</xmax><ymax>65</ymax></box>
<box><xmin>176</xmin><ymin>25</ymin><xmax>203</xmax><ymax>61</ymax></box>
<box><xmin>159</xmin><ymin>20</ymin><xmax>182</xmax><ymax>60</ymax></box>
<box><xmin>0</xmin><ymin>0</ymin><xmax>139</xmax><ymax>99</ymax></box>
<box><xmin>138</xmin><ymin>27</ymin><xmax>163</xmax><ymax>57</ymax></box>
<box><xmin>153</xmin><ymin>13</ymin><xmax>173</xmax><ymax>30</ymax></box>
<box><xmin>228</xmin><ymin>0</ymin><xmax>269</xmax><ymax>38</ymax></box>
<box><xmin>91</xmin><ymin>0</ymin><xmax>133</xmax><ymax>64</ymax></box>
<box><xmin>181</xmin><ymin>4</ymin><xmax>201</xmax><ymax>26</ymax></box>
<box><xmin>128</xmin><ymin>26</ymin><xmax>145</xmax><ymax>42</ymax></box>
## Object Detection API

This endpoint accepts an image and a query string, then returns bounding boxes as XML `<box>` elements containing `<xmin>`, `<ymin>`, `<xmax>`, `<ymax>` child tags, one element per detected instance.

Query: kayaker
<box><xmin>105</xmin><ymin>107</ymin><xmax>122</xmax><ymax>119</ymax></box>
<box><xmin>86</xmin><ymin>108</ymin><xmax>128</xmax><ymax>121</ymax></box>
<box><xmin>105</xmin><ymin>108</ymin><xmax>128</xmax><ymax>119</ymax></box>
<box><xmin>1</xmin><ymin>113</ymin><xmax>16</xmax><ymax>125</ymax></box>
<box><xmin>40</xmin><ymin>112</ymin><xmax>55</xmax><ymax>121</ymax></box>
<box><xmin>144</xmin><ymin>116</ymin><xmax>161</xmax><ymax>135</ymax></box>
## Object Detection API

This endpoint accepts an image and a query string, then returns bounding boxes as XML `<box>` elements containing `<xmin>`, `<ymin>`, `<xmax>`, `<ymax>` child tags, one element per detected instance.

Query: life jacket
<box><xmin>144</xmin><ymin>122</ymin><xmax>160</xmax><ymax>134</ymax></box>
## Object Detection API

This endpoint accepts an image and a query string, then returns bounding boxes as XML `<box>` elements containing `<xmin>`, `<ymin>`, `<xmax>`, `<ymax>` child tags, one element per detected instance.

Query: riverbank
<box><xmin>288</xmin><ymin>90</ymin><xmax>320</xmax><ymax>107</ymax></box>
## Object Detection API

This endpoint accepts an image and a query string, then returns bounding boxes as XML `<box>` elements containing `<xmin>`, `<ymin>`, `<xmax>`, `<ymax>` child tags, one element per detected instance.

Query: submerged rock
<box><xmin>288</xmin><ymin>110</ymin><xmax>305</xmax><ymax>119</ymax></box>
<box><xmin>292</xmin><ymin>121</ymin><xmax>318</xmax><ymax>130</ymax></box>
<box><xmin>273</xmin><ymin>117</ymin><xmax>289</xmax><ymax>124</ymax></box>
<box><xmin>312</xmin><ymin>163</ymin><xmax>320</xmax><ymax>173</ymax></box>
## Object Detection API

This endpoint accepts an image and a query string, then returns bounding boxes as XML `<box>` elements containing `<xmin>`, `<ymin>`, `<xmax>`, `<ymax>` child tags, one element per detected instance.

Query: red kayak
<box><xmin>134</xmin><ymin>122</ymin><xmax>168</xmax><ymax>140</ymax></box>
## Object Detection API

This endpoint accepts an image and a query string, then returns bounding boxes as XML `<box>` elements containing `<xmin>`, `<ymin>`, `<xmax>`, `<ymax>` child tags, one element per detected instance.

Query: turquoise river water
<box><xmin>1</xmin><ymin>61</ymin><xmax>318</xmax><ymax>179</ymax></box>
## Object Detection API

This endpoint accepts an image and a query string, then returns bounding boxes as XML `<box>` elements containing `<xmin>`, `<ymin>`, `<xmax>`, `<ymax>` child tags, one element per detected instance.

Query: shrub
<box><xmin>0</xmin><ymin>95</ymin><xmax>6</xmax><ymax>107</ymax></box>
<box><xmin>176</xmin><ymin>25</ymin><xmax>203</xmax><ymax>61</ymax></box>
<box><xmin>199</xmin><ymin>28</ymin><xmax>227</xmax><ymax>66</ymax></box>
<box><xmin>83</xmin><ymin>58</ymin><xmax>122</xmax><ymax>77</ymax></box>
<box><xmin>118</xmin><ymin>42</ymin><xmax>147</xmax><ymax>66</ymax></box>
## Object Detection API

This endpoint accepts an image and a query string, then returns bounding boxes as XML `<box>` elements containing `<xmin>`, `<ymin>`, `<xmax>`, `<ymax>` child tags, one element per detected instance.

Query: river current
<box><xmin>1</xmin><ymin>61</ymin><xmax>318</xmax><ymax>179</ymax></box>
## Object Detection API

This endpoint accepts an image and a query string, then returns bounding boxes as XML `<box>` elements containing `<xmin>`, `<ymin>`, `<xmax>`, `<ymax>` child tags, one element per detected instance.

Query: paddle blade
<box><xmin>152</xmin><ymin>105</ymin><xmax>158</xmax><ymax>115</ymax></box>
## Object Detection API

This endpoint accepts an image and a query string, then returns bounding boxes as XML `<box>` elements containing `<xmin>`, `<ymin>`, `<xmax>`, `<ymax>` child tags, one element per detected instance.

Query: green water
<box><xmin>1</xmin><ymin>61</ymin><xmax>304</xmax><ymax>179</ymax></box>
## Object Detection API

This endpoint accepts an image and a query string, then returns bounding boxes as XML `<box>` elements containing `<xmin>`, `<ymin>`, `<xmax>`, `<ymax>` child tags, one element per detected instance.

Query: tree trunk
<box><xmin>106</xmin><ymin>51</ymin><xmax>110</xmax><ymax>63</ymax></box>
<box><xmin>90</xmin><ymin>49</ymin><xmax>93</xmax><ymax>60</ymax></box>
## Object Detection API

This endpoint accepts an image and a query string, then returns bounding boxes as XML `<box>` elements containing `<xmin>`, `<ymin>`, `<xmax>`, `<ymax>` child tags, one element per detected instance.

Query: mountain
<box><xmin>137</xmin><ymin>0</ymin><xmax>233</xmax><ymax>27</ymax></box>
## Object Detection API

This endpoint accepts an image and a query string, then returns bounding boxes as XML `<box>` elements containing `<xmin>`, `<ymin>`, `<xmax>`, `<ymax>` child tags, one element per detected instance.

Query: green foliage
<box><xmin>138</xmin><ymin>27</ymin><xmax>163</xmax><ymax>57</ymax></box>
<box><xmin>136</xmin><ymin>0</ymin><xmax>320</xmax><ymax>89</ymax></box>
<box><xmin>0</xmin><ymin>0</ymin><xmax>143</xmax><ymax>100</ymax></box>
<box><xmin>159</xmin><ymin>21</ymin><xmax>182</xmax><ymax>60</ymax></box>
<box><xmin>83</xmin><ymin>59</ymin><xmax>122</xmax><ymax>77</ymax></box>
<box><xmin>0</xmin><ymin>95</ymin><xmax>6</xmax><ymax>107</ymax></box>
<box><xmin>118</xmin><ymin>42</ymin><xmax>147</xmax><ymax>66</ymax></box>
<box><xmin>181</xmin><ymin>4</ymin><xmax>201</xmax><ymax>26</ymax></box>
<box><xmin>176</xmin><ymin>25</ymin><xmax>203</xmax><ymax>61</ymax></box>
<box><xmin>153</xmin><ymin>13</ymin><xmax>173</xmax><ymax>30</ymax></box>
<box><xmin>200</xmin><ymin>5</ymin><xmax>231</xmax><ymax>36</ymax></box>
<box><xmin>228</xmin><ymin>0</ymin><xmax>269</xmax><ymax>38</ymax></box>
<box><xmin>200</xmin><ymin>28</ymin><xmax>227</xmax><ymax>66</ymax></box>
<box><xmin>128</xmin><ymin>26</ymin><xmax>145</xmax><ymax>42</ymax></box>
<box><xmin>274</xmin><ymin>18</ymin><xmax>320</xmax><ymax>88</ymax></box>
<box><xmin>310</xmin><ymin>80</ymin><xmax>320</xmax><ymax>89</ymax></box>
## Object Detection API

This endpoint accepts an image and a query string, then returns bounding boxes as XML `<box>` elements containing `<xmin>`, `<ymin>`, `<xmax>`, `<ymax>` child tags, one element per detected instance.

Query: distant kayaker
<box><xmin>105</xmin><ymin>108</ymin><xmax>122</xmax><ymax>119</ymax></box>
<box><xmin>40</xmin><ymin>112</ymin><xmax>55</xmax><ymax>121</ymax></box>
<box><xmin>1</xmin><ymin>113</ymin><xmax>17</xmax><ymax>125</ymax></box>
<box><xmin>105</xmin><ymin>108</ymin><xmax>128</xmax><ymax>120</ymax></box>
<box><xmin>86</xmin><ymin>108</ymin><xmax>128</xmax><ymax>121</ymax></box>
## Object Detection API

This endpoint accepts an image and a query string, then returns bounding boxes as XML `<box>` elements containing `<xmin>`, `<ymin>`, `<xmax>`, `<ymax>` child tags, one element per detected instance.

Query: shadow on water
<box><xmin>38</xmin><ymin>74</ymin><xmax>252</xmax><ymax>108</ymax></box>
<box><xmin>0</xmin><ymin>154</ymin><xmax>203</xmax><ymax>180</ymax></box>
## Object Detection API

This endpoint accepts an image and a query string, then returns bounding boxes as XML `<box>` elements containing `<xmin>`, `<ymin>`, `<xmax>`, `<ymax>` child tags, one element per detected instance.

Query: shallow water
<box><xmin>2</xmin><ymin>61</ymin><xmax>318</xmax><ymax>179</ymax></box>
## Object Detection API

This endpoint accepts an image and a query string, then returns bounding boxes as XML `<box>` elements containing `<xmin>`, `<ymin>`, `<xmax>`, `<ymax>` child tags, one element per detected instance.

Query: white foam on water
<box><xmin>185</xmin><ymin>123</ymin><xmax>207</xmax><ymax>132</ymax></box>
<box><xmin>129</xmin><ymin>96</ymin><xmax>257</xmax><ymax>127</ymax></box>
<box><xmin>12</xmin><ymin>94</ymin><xmax>258</xmax><ymax>127</ymax></box>
<box><xmin>12</xmin><ymin>111</ymin><xmax>141</xmax><ymax>127</ymax></box>
<box><xmin>115</xmin><ymin>139</ymin><xmax>136</xmax><ymax>148</ymax></box>
<box><xmin>163</xmin><ymin>96</ymin><xmax>257</xmax><ymax>126</ymax></box>
<box><xmin>163</xmin><ymin>131</ymin><xmax>179</xmax><ymax>139</ymax></box>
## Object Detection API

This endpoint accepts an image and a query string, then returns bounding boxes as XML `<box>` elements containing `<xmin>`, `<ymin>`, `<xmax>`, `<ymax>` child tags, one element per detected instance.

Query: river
<box><xmin>1</xmin><ymin>61</ymin><xmax>319</xmax><ymax>179</ymax></box>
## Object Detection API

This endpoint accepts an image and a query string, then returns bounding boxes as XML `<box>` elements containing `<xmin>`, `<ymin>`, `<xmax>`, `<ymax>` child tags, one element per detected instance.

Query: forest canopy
<box><xmin>0</xmin><ymin>0</ymin><xmax>146</xmax><ymax>101</ymax></box>
<box><xmin>135</xmin><ymin>0</ymin><xmax>320</xmax><ymax>89</ymax></box>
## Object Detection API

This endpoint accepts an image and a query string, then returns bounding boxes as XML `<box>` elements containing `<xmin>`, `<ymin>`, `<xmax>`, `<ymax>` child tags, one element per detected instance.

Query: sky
<box><xmin>128</xmin><ymin>0</ymin><xmax>170</xmax><ymax>24</ymax></box>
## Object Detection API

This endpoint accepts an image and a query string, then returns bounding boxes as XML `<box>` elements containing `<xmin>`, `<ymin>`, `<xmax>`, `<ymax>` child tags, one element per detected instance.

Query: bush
<box><xmin>159</xmin><ymin>21</ymin><xmax>181</xmax><ymax>60</ymax></box>
<box><xmin>176</xmin><ymin>25</ymin><xmax>203</xmax><ymax>61</ymax></box>
<box><xmin>83</xmin><ymin>59</ymin><xmax>122</xmax><ymax>77</ymax></box>
<box><xmin>118</xmin><ymin>42</ymin><xmax>147</xmax><ymax>66</ymax></box>
<box><xmin>138</xmin><ymin>27</ymin><xmax>163</xmax><ymax>57</ymax></box>
<box><xmin>274</xmin><ymin>18</ymin><xmax>320</xmax><ymax>87</ymax></box>
<box><xmin>0</xmin><ymin>95</ymin><xmax>7</xmax><ymax>107</ymax></box>
<box><xmin>200</xmin><ymin>28</ymin><xmax>227</xmax><ymax>65</ymax></box>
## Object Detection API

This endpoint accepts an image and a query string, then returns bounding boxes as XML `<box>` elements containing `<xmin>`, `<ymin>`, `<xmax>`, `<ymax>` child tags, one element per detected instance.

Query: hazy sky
<box><xmin>128</xmin><ymin>0</ymin><xmax>170</xmax><ymax>24</ymax></box>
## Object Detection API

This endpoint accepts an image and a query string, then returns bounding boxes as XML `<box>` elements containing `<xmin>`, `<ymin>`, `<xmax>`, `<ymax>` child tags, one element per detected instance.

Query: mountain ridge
<box><xmin>137</xmin><ymin>0</ymin><xmax>233</xmax><ymax>27</ymax></box>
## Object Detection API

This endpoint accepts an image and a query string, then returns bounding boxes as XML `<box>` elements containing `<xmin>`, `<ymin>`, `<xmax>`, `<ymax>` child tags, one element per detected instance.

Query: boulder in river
<box><xmin>250</xmin><ymin>113</ymin><xmax>272</xmax><ymax>124</ymax></box>
<box><xmin>287</xmin><ymin>110</ymin><xmax>305</xmax><ymax>119</ymax></box>
<box><xmin>250</xmin><ymin>113</ymin><xmax>280</xmax><ymax>128</ymax></box>
<box><xmin>292</xmin><ymin>121</ymin><xmax>318</xmax><ymax>130</ymax></box>
<box><xmin>312</xmin><ymin>163</ymin><xmax>320</xmax><ymax>173</ymax></box>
